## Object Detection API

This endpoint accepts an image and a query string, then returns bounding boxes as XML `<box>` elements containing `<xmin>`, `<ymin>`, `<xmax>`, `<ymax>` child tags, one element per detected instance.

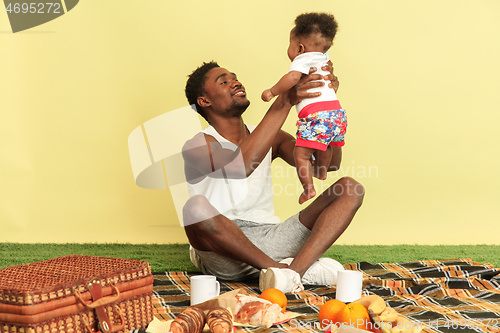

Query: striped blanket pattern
<box><xmin>145</xmin><ymin>259</ymin><xmax>500</xmax><ymax>333</ymax></box>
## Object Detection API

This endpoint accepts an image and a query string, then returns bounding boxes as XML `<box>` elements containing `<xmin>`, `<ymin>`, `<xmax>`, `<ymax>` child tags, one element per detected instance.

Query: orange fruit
<box><xmin>259</xmin><ymin>288</ymin><xmax>287</xmax><ymax>313</ymax></box>
<box><xmin>318</xmin><ymin>299</ymin><xmax>346</xmax><ymax>330</ymax></box>
<box><xmin>336</xmin><ymin>302</ymin><xmax>370</xmax><ymax>331</ymax></box>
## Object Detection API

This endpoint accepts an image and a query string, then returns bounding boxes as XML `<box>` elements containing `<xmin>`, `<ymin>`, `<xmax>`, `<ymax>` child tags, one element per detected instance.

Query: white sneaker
<box><xmin>259</xmin><ymin>267</ymin><xmax>304</xmax><ymax>293</ymax></box>
<box><xmin>280</xmin><ymin>257</ymin><xmax>345</xmax><ymax>286</ymax></box>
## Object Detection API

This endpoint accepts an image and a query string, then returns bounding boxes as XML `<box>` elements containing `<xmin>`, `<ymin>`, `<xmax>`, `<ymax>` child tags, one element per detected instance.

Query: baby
<box><xmin>262</xmin><ymin>12</ymin><xmax>347</xmax><ymax>204</ymax></box>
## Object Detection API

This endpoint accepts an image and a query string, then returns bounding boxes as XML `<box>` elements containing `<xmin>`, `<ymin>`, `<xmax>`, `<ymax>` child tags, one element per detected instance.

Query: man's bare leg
<box><xmin>183</xmin><ymin>195</ymin><xmax>288</xmax><ymax>271</ymax></box>
<box><xmin>287</xmin><ymin>177</ymin><xmax>364</xmax><ymax>277</ymax></box>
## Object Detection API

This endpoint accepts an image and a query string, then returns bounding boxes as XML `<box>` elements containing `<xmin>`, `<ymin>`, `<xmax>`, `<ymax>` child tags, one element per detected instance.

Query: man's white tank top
<box><xmin>187</xmin><ymin>124</ymin><xmax>280</xmax><ymax>224</ymax></box>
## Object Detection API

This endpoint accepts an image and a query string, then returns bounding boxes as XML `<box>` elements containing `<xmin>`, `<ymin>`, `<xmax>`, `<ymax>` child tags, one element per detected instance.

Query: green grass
<box><xmin>1</xmin><ymin>243</ymin><xmax>499</xmax><ymax>272</ymax></box>
<box><xmin>0</xmin><ymin>243</ymin><xmax>198</xmax><ymax>272</ymax></box>
<box><xmin>323</xmin><ymin>244</ymin><xmax>500</xmax><ymax>268</ymax></box>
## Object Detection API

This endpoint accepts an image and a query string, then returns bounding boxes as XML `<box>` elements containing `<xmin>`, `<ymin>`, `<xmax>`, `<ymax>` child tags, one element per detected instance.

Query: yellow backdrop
<box><xmin>1</xmin><ymin>1</ymin><xmax>499</xmax><ymax>244</ymax></box>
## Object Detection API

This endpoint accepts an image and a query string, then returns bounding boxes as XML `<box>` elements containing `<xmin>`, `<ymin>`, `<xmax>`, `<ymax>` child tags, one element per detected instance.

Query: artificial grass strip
<box><xmin>323</xmin><ymin>244</ymin><xmax>500</xmax><ymax>269</ymax></box>
<box><xmin>0</xmin><ymin>243</ymin><xmax>197</xmax><ymax>272</ymax></box>
<box><xmin>1</xmin><ymin>243</ymin><xmax>498</xmax><ymax>272</ymax></box>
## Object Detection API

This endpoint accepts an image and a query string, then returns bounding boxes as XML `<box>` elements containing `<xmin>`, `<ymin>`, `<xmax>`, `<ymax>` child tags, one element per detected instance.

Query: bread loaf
<box><xmin>234</xmin><ymin>294</ymin><xmax>285</xmax><ymax>327</ymax></box>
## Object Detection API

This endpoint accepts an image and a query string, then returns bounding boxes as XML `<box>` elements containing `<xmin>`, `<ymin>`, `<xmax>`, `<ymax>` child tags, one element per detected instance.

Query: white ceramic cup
<box><xmin>190</xmin><ymin>275</ymin><xmax>220</xmax><ymax>305</ymax></box>
<box><xmin>335</xmin><ymin>270</ymin><xmax>363</xmax><ymax>303</ymax></box>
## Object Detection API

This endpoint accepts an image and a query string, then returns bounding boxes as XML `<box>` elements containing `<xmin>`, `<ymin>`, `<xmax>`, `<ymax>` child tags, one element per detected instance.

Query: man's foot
<box><xmin>280</xmin><ymin>257</ymin><xmax>345</xmax><ymax>286</ymax></box>
<box><xmin>259</xmin><ymin>267</ymin><xmax>304</xmax><ymax>293</ymax></box>
<box><xmin>303</xmin><ymin>258</ymin><xmax>345</xmax><ymax>285</ymax></box>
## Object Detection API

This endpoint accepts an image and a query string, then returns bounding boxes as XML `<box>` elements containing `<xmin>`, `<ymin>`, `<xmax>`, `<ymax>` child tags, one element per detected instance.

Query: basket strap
<box><xmin>74</xmin><ymin>282</ymin><xmax>125</xmax><ymax>333</ymax></box>
<box><xmin>90</xmin><ymin>281</ymin><xmax>113</xmax><ymax>332</ymax></box>
<box><xmin>74</xmin><ymin>282</ymin><xmax>121</xmax><ymax>309</ymax></box>
<box><xmin>82</xmin><ymin>305</ymin><xmax>125</xmax><ymax>333</ymax></box>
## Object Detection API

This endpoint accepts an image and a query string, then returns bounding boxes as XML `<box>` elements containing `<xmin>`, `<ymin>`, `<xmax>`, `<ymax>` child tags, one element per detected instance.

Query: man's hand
<box><xmin>282</xmin><ymin>64</ymin><xmax>339</xmax><ymax>106</ymax></box>
<box><xmin>284</xmin><ymin>69</ymin><xmax>324</xmax><ymax>106</ymax></box>
<box><xmin>322</xmin><ymin>60</ymin><xmax>339</xmax><ymax>92</ymax></box>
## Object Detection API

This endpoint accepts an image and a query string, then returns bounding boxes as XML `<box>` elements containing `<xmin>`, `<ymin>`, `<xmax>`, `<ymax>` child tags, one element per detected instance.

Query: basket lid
<box><xmin>0</xmin><ymin>255</ymin><xmax>151</xmax><ymax>305</ymax></box>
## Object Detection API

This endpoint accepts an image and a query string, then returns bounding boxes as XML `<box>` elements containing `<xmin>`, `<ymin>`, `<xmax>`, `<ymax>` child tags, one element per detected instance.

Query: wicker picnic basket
<box><xmin>0</xmin><ymin>255</ymin><xmax>154</xmax><ymax>333</ymax></box>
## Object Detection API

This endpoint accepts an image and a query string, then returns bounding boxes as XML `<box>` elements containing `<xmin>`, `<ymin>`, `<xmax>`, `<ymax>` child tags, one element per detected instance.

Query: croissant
<box><xmin>170</xmin><ymin>306</ymin><xmax>206</xmax><ymax>333</ymax></box>
<box><xmin>207</xmin><ymin>307</ymin><xmax>233</xmax><ymax>333</ymax></box>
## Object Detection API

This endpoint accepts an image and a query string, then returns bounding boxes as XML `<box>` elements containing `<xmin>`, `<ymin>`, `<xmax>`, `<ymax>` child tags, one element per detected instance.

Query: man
<box><xmin>181</xmin><ymin>61</ymin><xmax>364</xmax><ymax>293</ymax></box>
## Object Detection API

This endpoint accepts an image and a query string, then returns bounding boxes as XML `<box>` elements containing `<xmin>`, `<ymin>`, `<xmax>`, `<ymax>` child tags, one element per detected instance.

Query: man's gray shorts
<box><xmin>189</xmin><ymin>212</ymin><xmax>311</xmax><ymax>281</ymax></box>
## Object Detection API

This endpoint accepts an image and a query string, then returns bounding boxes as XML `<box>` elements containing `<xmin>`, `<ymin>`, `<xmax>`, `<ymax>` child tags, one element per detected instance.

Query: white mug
<box><xmin>335</xmin><ymin>270</ymin><xmax>363</xmax><ymax>303</ymax></box>
<box><xmin>190</xmin><ymin>275</ymin><xmax>220</xmax><ymax>305</ymax></box>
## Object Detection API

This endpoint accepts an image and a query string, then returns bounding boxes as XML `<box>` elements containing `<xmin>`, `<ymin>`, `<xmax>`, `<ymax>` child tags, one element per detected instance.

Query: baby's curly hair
<box><xmin>185</xmin><ymin>61</ymin><xmax>220</xmax><ymax>121</ymax></box>
<box><xmin>294</xmin><ymin>12</ymin><xmax>338</xmax><ymax>42</ymax></box>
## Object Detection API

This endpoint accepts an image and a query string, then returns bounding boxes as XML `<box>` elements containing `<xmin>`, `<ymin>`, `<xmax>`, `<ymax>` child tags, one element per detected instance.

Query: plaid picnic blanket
<box><xmin>141</xmin><ymin>259</ymin><xmax>500</xmax><ymax>333</ymax></box>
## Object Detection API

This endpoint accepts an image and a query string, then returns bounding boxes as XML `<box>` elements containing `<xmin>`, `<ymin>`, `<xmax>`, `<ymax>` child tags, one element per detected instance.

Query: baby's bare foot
<box><xmin>299</xmin><ymin>188</ymin><xmax>316</xmax><ymax>205</ymax></box>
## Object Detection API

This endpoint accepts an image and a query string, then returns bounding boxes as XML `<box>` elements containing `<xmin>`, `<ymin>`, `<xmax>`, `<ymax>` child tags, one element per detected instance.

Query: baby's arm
<box><xmin>262</xmin><ymin>71</ymin><xmax>303</xmax><ymax>102</ymax></box>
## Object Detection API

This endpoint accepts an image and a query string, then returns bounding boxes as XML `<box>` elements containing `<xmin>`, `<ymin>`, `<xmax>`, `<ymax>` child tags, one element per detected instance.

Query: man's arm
<box><xmin>183</xmin><ymin>73</ymin><xmax>326</xmax><ymax>181</ymax></box>
<box><xmin>182</xmin><ymin>95</ymin><xmax>292</xmax><ymax>183</ymax></box>
<box><xmin>237</xmin><ymin>68</ymin><xmax>340</xmax><ymax>176</ymax></box>
<box><xmin>183</xmin><ymin>133</ymin><xmax>246</xmax><ymax>183</ymax></box>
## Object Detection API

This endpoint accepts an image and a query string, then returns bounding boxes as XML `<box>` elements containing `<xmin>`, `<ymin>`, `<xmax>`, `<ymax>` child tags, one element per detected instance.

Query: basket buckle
<box><xmin>74</xmin><ymin>280</ymin><xmax>125</xmax><ymax>333</ymax></box>
<box><xmin>88</xmin><ymin>280</ymin><xmax>113</xmax><ymax>332</ymax></box>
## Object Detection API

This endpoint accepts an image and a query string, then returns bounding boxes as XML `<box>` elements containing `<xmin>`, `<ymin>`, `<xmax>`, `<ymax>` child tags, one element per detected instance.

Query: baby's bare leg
<box><xmin>294</xmin><ymin>146</ymin><xmax>317</xmax><ymax>205</ymax></box>
<box><xmin>315</xmin><ymin>147</ymin><xmax>333</xmax><ymax>180</ymax></box>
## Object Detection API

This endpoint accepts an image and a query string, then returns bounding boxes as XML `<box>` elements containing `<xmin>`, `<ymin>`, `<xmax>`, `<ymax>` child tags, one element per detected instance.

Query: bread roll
<box><xmin>207</xmin><ymin>307</ymin><xmax>233</xmax><ymax>333</ymax></box>
<box><xmin>170</xmin><ymin>306</ymin><xmax>206</xmax><ymax>333</ymax></box>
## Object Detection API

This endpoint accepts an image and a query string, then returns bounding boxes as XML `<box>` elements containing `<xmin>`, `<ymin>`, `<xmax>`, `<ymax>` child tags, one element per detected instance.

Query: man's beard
<box><xmin>227</xmin><ymin>99</ymin><xmax>250</xmax><ymax>117</ymax></box>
